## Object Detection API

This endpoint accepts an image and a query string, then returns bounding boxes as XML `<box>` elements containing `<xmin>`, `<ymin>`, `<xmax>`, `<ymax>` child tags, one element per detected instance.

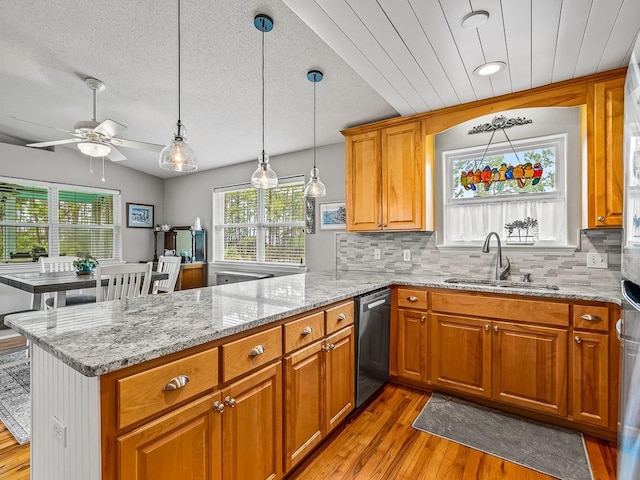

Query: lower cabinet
<box><xmin>177</xmin><ymin>262</ymin><xmax>207</xmax><ymax>290</ymax></box>
<box><xmin>571</xmin><ymin>330</ymin><xmax>609</xmax><ymax>427</ymax></box>
<box><xmin>117</xmin><ymin>393</ymin><xmax>223</xmax><ymax>480</ymax></box>
<box><xmin>396</xmin><ymin>309</ymin><xmax>428</xmax><ymax>383</ymax></box>
<box><xmin>283</xmin><ymin>326</ymin><xmax>354</xmax><ymax>474</ymax></box>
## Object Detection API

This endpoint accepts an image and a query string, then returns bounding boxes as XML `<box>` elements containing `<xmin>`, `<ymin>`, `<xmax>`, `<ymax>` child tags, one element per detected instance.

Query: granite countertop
<box><xmin>4</xmin><ymin>271</ymin><xmax>622</xmax><ymax>377</ymax></box>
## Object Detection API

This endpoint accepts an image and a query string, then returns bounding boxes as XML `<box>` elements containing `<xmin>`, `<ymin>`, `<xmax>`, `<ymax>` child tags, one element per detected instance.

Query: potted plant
<box><xmin>504</xmin><ymin>217</ymin><xmax>538</xmax><ymax>245</ymax></box>
<box><xmin>73</xmin><ymin>254</ymin><xmax>98</xmax><ymax>275</ymax></box>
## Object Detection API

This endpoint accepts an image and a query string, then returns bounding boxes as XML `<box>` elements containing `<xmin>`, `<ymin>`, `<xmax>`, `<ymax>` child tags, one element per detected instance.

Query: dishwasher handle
<box><xmin>365</xmin><ymin>298</ymin><xmax>387</xmax><ymax>310</ymax></box>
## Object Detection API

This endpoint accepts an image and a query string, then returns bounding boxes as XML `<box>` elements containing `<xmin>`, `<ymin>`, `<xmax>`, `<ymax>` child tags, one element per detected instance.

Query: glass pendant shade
<box><xmin>251</xmin><ymin>152</ymin><xmax>278</xmax><ymax>189</ymax></box>
<box><xmin>78</xmin><ymin>141</ymin><xmax>111</xmax><ymax>157</ymax></box>
<box><xmin>159</xmin><ymin>122</ymin><xmax>197</xmax><ymax>172</ymax></box>
<box><xmin>304</xmin><ymin>166</ymin><xmax>326</xmax><ymax>197</ymax></box>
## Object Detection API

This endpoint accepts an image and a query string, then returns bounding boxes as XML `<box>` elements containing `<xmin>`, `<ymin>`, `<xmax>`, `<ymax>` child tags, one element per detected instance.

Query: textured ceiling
<box><xmin>0</xmin><ymin>0</ymin><xmax>397</xmax><ymax>178</ymax></box>
<box><xmin>284</xmin><ymin>0</ymin><xmax>640</xmax><ymax>116</ymax></box>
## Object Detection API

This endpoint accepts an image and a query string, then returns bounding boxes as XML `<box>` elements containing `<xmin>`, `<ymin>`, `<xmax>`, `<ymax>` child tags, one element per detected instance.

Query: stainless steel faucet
<box><xmin>482</xmin><ymin>232</ymin><xmax>510</xmax><ymax>280</ymax></box>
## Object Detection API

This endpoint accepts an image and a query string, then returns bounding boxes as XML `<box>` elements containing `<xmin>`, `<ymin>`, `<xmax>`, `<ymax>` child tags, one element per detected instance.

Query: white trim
<box><xmin>436</xmin><ymin>245</ymin><xmax>579</xmax><ymax>255</ymax></box>
<box><xmin>0</xmin><ymin>175</ymin><xmax>120</xmax><ymax>195</ymax></box>
<box><xmin>209</xmin><ymin>261</ymin><xmax>307</xmax><ymax>274</ymax></box>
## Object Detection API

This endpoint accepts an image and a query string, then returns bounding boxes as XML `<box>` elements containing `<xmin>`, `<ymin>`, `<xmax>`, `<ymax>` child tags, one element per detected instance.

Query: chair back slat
<box><xmin>39</xmin><ymin>256</ymin><xmax>79</xmax><ymax>273</ymax></box>
<box><xmin>96</xmin><ymin>263</ymin><xmax>153</xmax><ymax>302</ymax></box>
<box><xmin>153</xmin><ymin>256</ymin><xmax>182</xmax><ymax>294</ymax></box>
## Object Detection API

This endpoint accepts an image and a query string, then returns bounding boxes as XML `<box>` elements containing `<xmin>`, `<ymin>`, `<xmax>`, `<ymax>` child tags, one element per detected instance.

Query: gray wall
<box><xmin>0</xmin><ymin>142</ymin><xmax>164</xmax><ymax>313</ymax></box>
<box><xmin>163</xmin><ymin>142</ymin><xmax>346</xmax><ymax>278</ymax></box>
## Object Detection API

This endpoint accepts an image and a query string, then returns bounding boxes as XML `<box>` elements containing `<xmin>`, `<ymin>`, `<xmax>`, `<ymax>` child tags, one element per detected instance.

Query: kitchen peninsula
<box><xmin>5</xmin><ymin>272</ymin><xmax>621</xmax><ymax>480</ymax></box>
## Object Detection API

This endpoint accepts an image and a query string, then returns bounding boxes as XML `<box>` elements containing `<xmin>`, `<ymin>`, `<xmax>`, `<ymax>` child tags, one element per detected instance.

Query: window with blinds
<box><xmin>0</xmin><ymin>178</ymin><xmax>121</xmax><ymax>265</ymax></box>
<box><xmin>213</xmin><ymin>180</ymin><xmax>305</xmax><ymax>265</ymax></box>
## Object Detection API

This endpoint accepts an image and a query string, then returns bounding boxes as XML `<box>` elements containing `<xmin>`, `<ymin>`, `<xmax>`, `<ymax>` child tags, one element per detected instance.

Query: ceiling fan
<box><xmin>21</xmin><ymin>77</ymin><xmax>163</xmax><ymax>161</ymax></box>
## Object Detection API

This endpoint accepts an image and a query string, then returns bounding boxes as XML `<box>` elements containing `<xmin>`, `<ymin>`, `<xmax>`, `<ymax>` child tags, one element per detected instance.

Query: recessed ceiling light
<box><xmin>461</xmin><ymin>10</ymin><xmax>490</xmax><ymax>29</ymax></box>
<box><xmin>473</xmin><ymin>61</ymin><xmax>507</xmax><ymax>77</ymax></box>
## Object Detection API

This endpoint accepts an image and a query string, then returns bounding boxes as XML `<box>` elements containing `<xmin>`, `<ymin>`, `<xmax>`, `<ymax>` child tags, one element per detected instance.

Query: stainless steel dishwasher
<box><xmin>355</xmin><ymin>288</ymin><xmax>391</xmax><ymax>407</ymax></box>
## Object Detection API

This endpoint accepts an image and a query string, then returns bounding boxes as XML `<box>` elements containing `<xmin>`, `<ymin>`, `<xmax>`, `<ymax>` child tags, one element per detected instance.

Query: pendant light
<box><xmin>304</xmin><ymin>70</ymin><xmax>326</xmax><ymax>197</ymax></box>
<box><xmin>250</xmin><ymin>14</ymin><xmax>278</xmax><ymax>189</ymax></box>
<box><xmin>159</xmin><ymin>0</ymin><xmax>198</xmax><ymax>172</ymax></box>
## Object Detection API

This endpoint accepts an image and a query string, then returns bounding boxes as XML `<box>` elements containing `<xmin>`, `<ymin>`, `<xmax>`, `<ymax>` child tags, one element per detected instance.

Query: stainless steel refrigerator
<box><xmin>619</xmin><ymin>33</ymin><xmax>640</xmax><ymax>480</ymax></box>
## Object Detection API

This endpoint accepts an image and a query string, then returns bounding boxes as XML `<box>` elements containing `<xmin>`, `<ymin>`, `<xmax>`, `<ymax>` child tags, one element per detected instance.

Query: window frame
<box><xmin>0</xmin><ymin>176</ymin><xmax>122</xmax><ymax>270</ymax></box>
<box><xmin>213</xmin><ymin>176</ymin><xmax>306</xmax><ymax>267</ymax></box>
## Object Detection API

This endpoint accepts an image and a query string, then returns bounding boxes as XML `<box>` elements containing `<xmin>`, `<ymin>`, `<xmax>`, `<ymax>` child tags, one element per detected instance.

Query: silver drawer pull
<box><xmin>337</xmin><ymin>313</ymin><xmax>347</xmax><ymax>321</ymax></box>
<box><xmin>162</xmin><ymin>375</ymin><xmax>190</xmax><ymax>392</ymax></box>
<box><xmin>322</xmin><ymin>344</ymin><xmax>331</xmax><ymax>352</ymax></box>
<box><xmin>249</xmin><ymin>345</ymin><xmax>266</xmax><ymax>357</ymax></box>
<box><xmin>420</xmin><ymin>316</ymin><xmax>426</xmax><ymax>322</ymax></box>
<box><xmin>301</xmin><ymin>326</ymin><xmax>313</xmax><ymax>336</ymax></box>
<box><xmin>213</xmin><ymin>401</ymin><xmax>224</xmax><ymax>413</ymax></box>
<box><xmin>224</xmin><ymin>396</ymin><xmax>236</xmax><ymax>408</ymax></box>
<box><xmin>579</xmin><ymin>314</ymin><xmax>602</xmax><ymax>322</ymax></box>
<box><xmin>574</xmin><ymin>336</ymin><xmax>582</xmax><ymax>344</ymax></box>
<box><xmin>407</xmin><ymin>296</ymin><xmax>419</xmax><ymax>302</ymax></box>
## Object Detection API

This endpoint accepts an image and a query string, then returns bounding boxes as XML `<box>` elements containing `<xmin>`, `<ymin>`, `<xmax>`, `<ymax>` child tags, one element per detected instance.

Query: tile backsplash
<box><xmin>336</xmin><ymin>229</ymin><xmax>621</xmax><ymax>286</ymax></box>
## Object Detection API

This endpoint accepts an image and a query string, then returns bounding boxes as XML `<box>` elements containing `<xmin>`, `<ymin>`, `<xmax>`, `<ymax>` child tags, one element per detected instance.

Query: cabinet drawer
<box><xmin>397</xmin><ymin>288</ymin><xmax>428</xmax><ymax>309</ymax></box>
<box><xmin>222</xmin><ymin>326</ymin><xmax>282</xmax><ymax>382</ymax></box>
<box><xmin>117</xmin><ymin>348</ymin><xmax>218</xmax><ymax>429</ymax></box>
<box><xmin>326</xmin><ymin>301</ymin><xmax>354</xmax><ymax>334</ymax></box>
<box><xmin>573</xmin><ymin>305</ymin><xmax>609</xmax><ymax>332</ymax></box>
<box><xmin>284</xmin><ymin>311</ymin><xmax>325</xmax><ymax>353</ymax></box>
<box><xmin>431</xmin><ymin>291</ymin><xmax>569</xmax><ymax>327</ymax></box>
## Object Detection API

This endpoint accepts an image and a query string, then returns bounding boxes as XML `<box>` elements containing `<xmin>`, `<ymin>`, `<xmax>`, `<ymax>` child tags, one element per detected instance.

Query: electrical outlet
<box><xmin>403</xmin><ymin>249</ymin><xmax>411</xmax><ymax>262</ymax></box>
<box><xmin>52</xmin><ymin>415</ymin><xmax>66</xmax><ymax>447</ymax></box>
<box><xmin>373</xmin><ymin>248</ymin><xmax>381</xmax><ymax>260</ymax></box>
<box><xmin>587</xmin><ymin>252</ymin><xmax>608</xmax><ymax>269</ymax></box>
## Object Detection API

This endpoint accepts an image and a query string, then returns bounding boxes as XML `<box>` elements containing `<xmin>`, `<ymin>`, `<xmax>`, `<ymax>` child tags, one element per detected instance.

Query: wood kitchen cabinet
<box><xmin>176</xmin><ymin>262</ymin><xmax>207</xmax><ymax>290</ymax></box>
<box><xmin>325</xmin><ymin>326</ymin><xmax>355</xmax><ymax>433</ymax></box>
<box><xmin>221</xmin><ymin>363</ymin><xmax>282</xmax><ymax>480</ymax></box>
<box><xmin>571</xmin><ymin>330</ymin><xmax>609</xmax><ymax>427</ymax></box>
<box><xmin>492</xmin><ymin>321</ymin><xmax>567</xmax><ymax>416</ymax></box>
<box><xmin>117</xmin><ymin>393</ymin><xmax>222</xmax><ymax>480</ymax></box>
<box><xmin>587</xmin><ymin>76</ymin><xmax>625</xmax><ymax>228</ymax></box>
<box><xmin>345</xmin><ymin>121</ymin><xmax>426</xmax><ymax>232</ymax></box>
<box><xmin>396</xmin><ymin>309</ymin><xmax>429</xmax><ymax>384</ymax></box>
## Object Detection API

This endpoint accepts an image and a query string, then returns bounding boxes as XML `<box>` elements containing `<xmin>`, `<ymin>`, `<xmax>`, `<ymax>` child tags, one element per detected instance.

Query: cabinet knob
<box><xmin>301</xmin><ymin>326</ymin><xmax>313</xmax><ymax>336</ymax></box>
<box><xmin>337</xmin><ymin>313</ymin><xmax>347</xmax><ymax>321</ymax></box>
<box><xmin>407</xmin><ymin>296</ymin><xmax>419</xmax><ymax>303</ymax></box>
<box><xmin>574</xmin><ymin>336</ymin><xmax>582</xmax><ymax>344</ymax></box>
<box><xmin>162</xmin><ymin>375</ymin><xmax>190</xmax><ymax>392</ymax></box>
<box><xmin>485</xmin><ymin>324</ymin><xmax>490</xmax><ymax>331</ymax></box>
<box><xmin>597</xmin><ymin>216</ymin><xmax>605</xmax><ymax>222</ymax></box>
<box><xmin>224</xmin><ymin>396</ymin><xmax>236</xmax><ymax>408</ymax></box>
<box><xmin>248</xmin><ymin>345</ymin><xmax>266</xmax><ymax>357</ymax></box>
<box><xmin>493</xmin><ymin>325</ymin><xmax>499</xmax><ymax>332</ymax></box>
<box><xmin>579</xmin><ymin>314</ymin><xmax>601</xmax><ymax>322</ymax></box>
<box><xmin>213</xmin><ymin>401</ymin><xmax>224</xmax><ymax>413</ymax></box>
<box><xmin>420</xmin><ymin>315</ymin><xmax>426</xmax><ymax>322</ymax></box>
<box><xmin>322</xmin><ymin>344</ymin><xmax>331</xmax><ymax>352</ymax></box>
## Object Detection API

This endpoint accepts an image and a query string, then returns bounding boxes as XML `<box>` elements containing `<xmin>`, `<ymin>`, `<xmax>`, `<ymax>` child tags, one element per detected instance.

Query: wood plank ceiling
<box><xmin>284</xmin><ymin>0</ymin><xmax>640</xmax><ymax>116</ymax></box>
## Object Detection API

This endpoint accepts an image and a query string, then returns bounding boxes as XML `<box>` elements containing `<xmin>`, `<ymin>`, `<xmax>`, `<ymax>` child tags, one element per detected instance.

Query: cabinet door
<box><xmin>492</xmin><ymin>321</ymin><xmax>567</xmax><ymax>416</ymax></box>
<box><xmin>381</xmin><ymin>121</ymin><xmax>424</xmax><ymax>231</ymax></box>
<box><xmin>571</xmin><ymin>331</ymin><xmax>609</xmax><ymax>427</ymax></box>
<box><xmin>283</xmin><ymin>341</ymin><xmax>324</xmax><ymax>473</ymax></box>
<box><xmin>325</xmin><ymin>326</ymin><xmax>355</xmax><ymax>433</ymax></box>
<box><xmin>588</xmin><ymin>77</ymin><xmax>624</xmax><ymax>227</ymax></box>
<box><xmin>117</xmin><ymin>393</ymin><xmax>222</xmax><ymax>480</ymax></box>
<box><xmin>222</xmin><ymin>363</ymin><xmax>282</xmax><ymax>480</ymax></box>
<box><xmin>430</xmin><ymin>314</ymin><xmax>491</xmax><ymax>398</ymax></box>
<box><xmin>396</xmin><ymin>309</ymin><xmax>428</xmax><ymax>383</ymax></box>
<box><xmin>345</xmin><ymin>130</ymin><xmax>382</xmax><ymax>231</ymax></box>
<box><xmin>180</xmin><ymin>264</ymin><xmax>206</xmax><ymax>290</ymax></box>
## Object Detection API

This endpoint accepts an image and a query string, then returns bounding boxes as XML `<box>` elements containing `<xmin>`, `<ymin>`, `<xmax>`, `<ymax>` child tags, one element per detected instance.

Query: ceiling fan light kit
<box><xmin>251</xmin><ymin>13</ymin><xmax>279</xmax><ymax>189</ymax></box>
<box><xmin>304</xmin><ymin>70</ymin><xmax>326</xmax><ymax>198</ymax></box>
<box><xmin>77</xmin><ymin>141</ymin><xmax>111</xmax><ymax>157</ymax></box>
<box><xmin>159</xmin><ymin>0</ymin><xmax>198</xmax><ymax>173</ymax></box>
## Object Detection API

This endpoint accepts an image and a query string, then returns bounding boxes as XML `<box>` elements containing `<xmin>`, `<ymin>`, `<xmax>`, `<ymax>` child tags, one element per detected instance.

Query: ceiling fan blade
<box><xmin>27</xmin><ymin>138</ymin><xmax>81</xmax><ymax>148</ymax></box>
<box><xmin>111</xmin><ymin>137</ymin><xmax>165</xmax><ymax>152</ymax></box>
<box><xmin>11</xmin><ymin>116</ymin><xmax>76</xmax><ymax>135</ymax></box>
<box><xmin>107</xmin><ymin>146</ymin><xmax>127</xmax><ymax>162</ymax></box>
<box><xmin>94</xmin><ymin>119</ymin><xmax>126</xmax><ymax>139</ymax></box>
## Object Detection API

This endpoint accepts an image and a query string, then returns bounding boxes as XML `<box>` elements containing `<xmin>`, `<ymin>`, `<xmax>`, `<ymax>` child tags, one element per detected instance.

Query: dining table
<box><xmin>0</xmin><ymin>269</ymin><xmax>169</xmax><ymax>309</ymax></box>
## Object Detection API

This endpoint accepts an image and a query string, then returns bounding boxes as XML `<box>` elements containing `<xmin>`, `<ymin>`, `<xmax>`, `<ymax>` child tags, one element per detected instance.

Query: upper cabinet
<box><xmin>345</xmin><ymin>120</ymin><xmax>429</xmax><ymax>232</ymax></box>
<box><xmin>587</xmin><ymin>77</ymin><xmax>625</xmax><ymax>228</ymax></box>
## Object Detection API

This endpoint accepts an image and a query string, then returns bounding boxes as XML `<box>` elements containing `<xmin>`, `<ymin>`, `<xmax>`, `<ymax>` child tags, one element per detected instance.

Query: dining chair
<box><xmin>95</xmin><ymin>262</ymin><xmax>153</xmax><ymax>302</ymax></box>
<box><xmin>152</xmin><ymin>256</ymin><xmax>181</xmax><ymax>294</ymax></box>
<box><xmin>39</xmin><ymin>256</ymin><xmax>96</xmax><ymax>308</ymax></box>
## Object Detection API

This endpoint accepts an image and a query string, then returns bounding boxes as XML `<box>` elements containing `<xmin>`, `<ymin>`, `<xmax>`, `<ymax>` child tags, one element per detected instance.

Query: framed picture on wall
<box><xmin>126</xmin><ymin>203</ymin><xmax>154</xmax><ymax>228</ymax></box>
<box><xmin>319</xmin><ymin>202</ymin><xmax>346</xmax><ymax>230</ymax></box>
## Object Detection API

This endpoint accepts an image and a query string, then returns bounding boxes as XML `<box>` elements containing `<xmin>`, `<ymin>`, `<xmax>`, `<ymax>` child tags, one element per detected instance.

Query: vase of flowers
<box><xmin>504</xmin><ymin>217</ymin><xmax>538</xmax><ymax>245</ymax></box>
<box><xmin>73</xmin><ymin>255</ymin><xmax>98</xmax><ymax>275</ymax></box>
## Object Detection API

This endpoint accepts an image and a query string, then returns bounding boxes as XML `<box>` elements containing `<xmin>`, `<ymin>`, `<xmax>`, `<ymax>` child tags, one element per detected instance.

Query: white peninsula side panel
<box><xmin>31</xmin><ymin>345</ymin><xmax>101</xmax><ymax>480</ymax></box>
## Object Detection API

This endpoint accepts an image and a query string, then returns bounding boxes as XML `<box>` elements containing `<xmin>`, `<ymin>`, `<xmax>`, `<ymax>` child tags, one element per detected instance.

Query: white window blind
<box><xmin>0</xmin><ymin>177</ymin><xmax>121</xmax><ymax>265</ymax></box>
<box><xmin>213</xmin><ymin>177</ymin><xmax>305</xmax><ymax>265</ymax></box>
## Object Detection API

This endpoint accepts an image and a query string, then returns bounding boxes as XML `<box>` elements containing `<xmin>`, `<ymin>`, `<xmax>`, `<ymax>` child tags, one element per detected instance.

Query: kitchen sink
<box><xmin>443</xmin><ymin>277</ymin><xmax>560</xmax><ymax>290</ymax></box>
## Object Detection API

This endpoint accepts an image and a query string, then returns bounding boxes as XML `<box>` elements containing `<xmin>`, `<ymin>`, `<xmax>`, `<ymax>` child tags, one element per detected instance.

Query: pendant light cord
<box><xmin>177</xmin><ymin>0</ymin><xmax>182</xmax><ymax>128</ymax></box>
<box><xmin>261</xmin><ymin>27</ymin><xmax>265</xmax><ymax>157</ymax></box>
<box><xmin>313</xmin><ymin>80</ymin><xmax>316</xmax><ymax>169</ymax></box>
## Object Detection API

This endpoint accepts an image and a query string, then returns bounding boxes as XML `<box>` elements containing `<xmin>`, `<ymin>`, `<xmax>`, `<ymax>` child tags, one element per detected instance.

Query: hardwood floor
<box><xmin>0</xmin><ymin>384</ymin><xmax>617</xmax><ymax>480</ymax></box>
<box><xmin>288</xmin><ymin>384</ymin><xmax>618</xmax><ymax>480</ymax></box>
